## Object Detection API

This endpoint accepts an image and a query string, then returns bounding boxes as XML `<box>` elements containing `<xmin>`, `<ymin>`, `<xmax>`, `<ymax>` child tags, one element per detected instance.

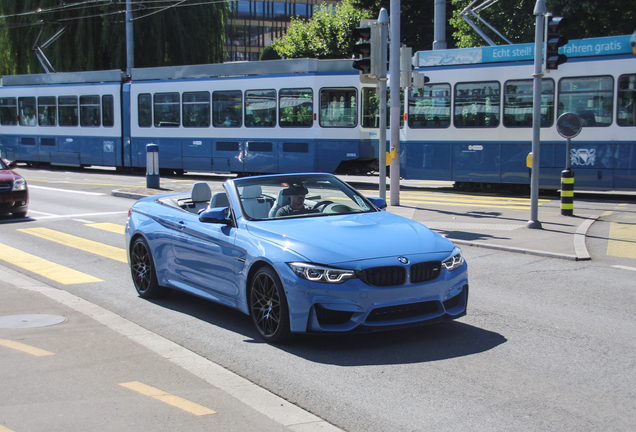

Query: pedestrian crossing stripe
<box><xmin>607</xmin><ymin>222</ymin><xmax>636</xmax><ymax>259</ymax></box>
<box><xmin>18</xmin><ymin>227</ymin><xmax>127</xmax><ymax>263</ymax></box>
<box><xmin>85</xmin><ymin>222</ymin><xmax>126</xmax><ymax>235</ymax></box>
<box><xmin>0</xmin><ymin>243</ymin><xmax>102</xmax><ymax>285</ymax></box>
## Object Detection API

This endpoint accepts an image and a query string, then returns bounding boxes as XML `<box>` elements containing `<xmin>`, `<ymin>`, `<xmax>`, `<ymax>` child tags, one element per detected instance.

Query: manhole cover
<box><xmin>0</xmin><ymin>314</ymin><xmax>67</xmax><ymax>329</ymax></box>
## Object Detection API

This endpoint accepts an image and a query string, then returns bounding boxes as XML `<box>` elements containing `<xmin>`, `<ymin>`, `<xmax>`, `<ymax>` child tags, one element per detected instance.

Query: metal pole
<box><xmin>527</xmin><ymin>0</ymin><xmax>546</xmax><ymax>230</ymax></box>
<box><xmin>378</xmin><ymin>9</ymin><xmax>389</xmax><ymax>200</ymax></box>
<box><xmin>389</xmin><ymin>0</ymin><xmax>401</xmax><ymax>206</ymax></box>
<box><xmin>433</xmin><ymin>0</ymin><xmax>447</xmax><ymax>50</ymax></box>
<box><xmin>126</xmin><ymin>0</ymin><xmax>134</xmax><ymax>77</ymax></box>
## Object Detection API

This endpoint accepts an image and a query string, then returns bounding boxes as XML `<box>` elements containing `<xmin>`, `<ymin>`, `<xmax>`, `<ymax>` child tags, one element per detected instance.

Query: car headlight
<box><xmin>442</xmin><ymin>247</ymin><xmax>463</xmax><ymax>271</ymax></box>
<box><xmin>288</xmin><ymin>262</ymin><xmax>356</xmax><ymax>284</ymax></box>
<box><xmin>12</xmin><ymin>178</ymin><xmax>26</xmax><ymax>191</ymax></box>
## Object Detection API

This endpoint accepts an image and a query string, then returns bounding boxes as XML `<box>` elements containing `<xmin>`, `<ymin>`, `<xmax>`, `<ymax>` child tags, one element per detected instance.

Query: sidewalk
<box><xmin>0</xmin><ymin>266</ymin><xmax>343</xmax><ymax>432</ymax></box>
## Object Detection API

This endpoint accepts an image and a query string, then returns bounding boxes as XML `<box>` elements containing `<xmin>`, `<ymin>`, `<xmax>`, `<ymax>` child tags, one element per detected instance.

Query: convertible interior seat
<box><xmin>241</xmin><ymin>185</ymin><xmax>271</xmax><ymax>219</ymax></box>
<box><xmin>268</xmin><ymin>189</ymin><xmax>291</xmax><ymax>218</ymax></box>
<box><xmin>188</xmin><ymin>182</ymin><xmax>212</xmax><ymax>213</ymax></box>
<box><xmin>210</xmin><ymin>192</ymin><xmax>229</xmax><ymax>208</ymax></box>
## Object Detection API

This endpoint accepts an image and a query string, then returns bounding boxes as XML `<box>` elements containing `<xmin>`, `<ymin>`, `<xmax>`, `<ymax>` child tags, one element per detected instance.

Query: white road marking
<box><xmin>29</xmin><ymin>185</ymin><xmax>105</xmax><ymax>196</ymax></box>
<box><xmin>32</xmin><ymin>211</ymin><xmax>128</xmax><ymax>220</ymax></box>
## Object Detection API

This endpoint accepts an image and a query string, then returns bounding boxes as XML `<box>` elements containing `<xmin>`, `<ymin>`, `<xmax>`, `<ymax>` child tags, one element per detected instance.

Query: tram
<box><xmin>0</xmin><ymin>34</ymin><xmax>634</xmax><ymax>190</ymax></box>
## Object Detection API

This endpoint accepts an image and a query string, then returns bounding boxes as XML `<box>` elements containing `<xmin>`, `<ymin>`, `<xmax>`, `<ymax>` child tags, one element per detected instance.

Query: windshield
<box><xmin>233</xmin><ymin>174</ymin><xmax>377</xmax><ymax>220</ymax></box>
<box><xmin>0</xmin><ymin>159</ymin><xmax>7</xmax><ymax>170</ymax></box>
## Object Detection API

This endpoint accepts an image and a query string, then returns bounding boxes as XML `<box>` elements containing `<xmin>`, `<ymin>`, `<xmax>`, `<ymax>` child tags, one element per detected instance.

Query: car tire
<box><xmin>249</xmin><ymin>266</ymin><xmax>291</xmax><ymax>344</ymax></box>
<box><xmin>130</xmin><ymin>236</ymin><xmax>169</xmax><ymax>299</ymax></box>
<box><xmin>12</xmin><ymin>211</ymin><xmax>27</xmax><ymax>219</ymax></box>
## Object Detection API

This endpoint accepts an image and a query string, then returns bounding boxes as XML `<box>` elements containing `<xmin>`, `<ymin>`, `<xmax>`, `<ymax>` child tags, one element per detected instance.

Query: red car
<box><xmin>0</xmin><ymin>159</ymin><xmax>28</xmax><ymax>218</ymax></box>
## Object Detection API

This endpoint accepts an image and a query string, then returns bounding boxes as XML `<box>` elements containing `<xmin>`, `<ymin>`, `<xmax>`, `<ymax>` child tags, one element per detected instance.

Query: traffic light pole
<box><xmin>389</xmin><ymin>0</ymin><xmax>401</xmax><ymax>206</ymax></box>
<box><xmin>528</xmin><ymin>0</ymin><xmax>546</xmax><ymax>229</ymax></box>
<box><xmin>377</xmin><ymin>9</ymin><xmax>389</xmax><ymax>200</ymax></box>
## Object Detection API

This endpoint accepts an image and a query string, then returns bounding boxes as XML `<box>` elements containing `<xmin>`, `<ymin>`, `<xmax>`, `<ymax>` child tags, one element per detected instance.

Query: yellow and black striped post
<box><xmin>561</xmin><ymin>169</ymin><xmax>574</xmax><ymax>216</ymax></box>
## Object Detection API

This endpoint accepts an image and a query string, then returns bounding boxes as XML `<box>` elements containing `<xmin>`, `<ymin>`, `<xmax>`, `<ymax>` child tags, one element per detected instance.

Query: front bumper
<box><xmin>0</xmin><ymin>190</ymin><xmax>28</xmax><ymax>216</ymax></box>
<box><xmin>277</xmin><ymin>258</ymin><xmax>469</xmax><ymax>333</ymax></box>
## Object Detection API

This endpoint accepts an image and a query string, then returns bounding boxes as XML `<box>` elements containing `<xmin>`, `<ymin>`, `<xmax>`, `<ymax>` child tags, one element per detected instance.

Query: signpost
<box><xmin>556</xmin><ymin>112</ymin><xmax>582</xmax><ymax>216</ymax></box>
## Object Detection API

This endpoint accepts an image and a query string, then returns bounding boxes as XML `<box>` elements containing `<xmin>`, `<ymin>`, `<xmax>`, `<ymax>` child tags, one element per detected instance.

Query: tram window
<box><xmin>504</xmin><ymin>79</ymin><xmax>554</xmax><ymax>128</ymax></box>
<box><xmin>558</xmin><ymin>76</ymin><xmax>613</xmax><ymax>127</ymax></box>
<box><xmin>409</xmin><ymin>83</ymin><xmax>451</xmax><ymax>128</ymax></box>
<box><xmin>80</xmin><ymin>95</ymin><xmax>101</xmax><ymax>127</ymax></box>
<box><xmin>18</xmin><ymin>97</ymin><xmax>36</xmax><ymax>126</ymax></box>
<box><xmin>249</xmin><ymin>142</ymin><xmax>272</xmax><ymax>152</ymax></box>
<box><xmin>454</xmin><ymin>82</ymin><xmax>500</xmax><ymax>128</ymax></box>
<box><xmin>617</xmin><ymin>74</ymin><xmax>636</xmax><ymax>127</ymax></box>
<box><xmin>58</xmin><ymin>96</ymin><xmax>78</xmax><ymax>127</ymax></box>
<box><xmin>0</xmin><ymin>97</ymin><xmax>17</xmax><ymax>126</ymax></box>
<box><xmin>138</xmin><ymin>93</ymin><xmax>152</xmax><ymax>127</ymax></box>
<box><xmin>37</xmin><ymin>96</ymin><xmax>57</xmax><ymax>126</ymax></box>
<box><xmin>102</xmin><ymin>95</ymin><xmax>114</xmax><ymax>127</ymax></box>
<box><xmin>320</xmin><ymin>88</ymin><xmax>357</xmax><ymax>127</ymax></box>
<box><xmin>154</xmin><ymin>93</ymin><xmax>180</xmax><ymax>127</ymax></box>
<box><xmin>183</xmin><ymin>92</ymin><xmax>210</xmax><ymax>128</ymax></box>
<box><xmin>279</xmin><ymin>88</ymin><xmax>312</xmax><ymax>127</ymax></box>
<box><xmin>213</xmin><ymin>90</ymin><xmax>242</xmax><ymax>127</ymax></box>
<box><xmin>361</xmin><ymin>87</ymin><xmax>404</xmax><ymax>128</ymax></box>
<box><xmin>245</xmin><ymin>89</ymin><xmax>275</xmax><ymax>127</ymax></box>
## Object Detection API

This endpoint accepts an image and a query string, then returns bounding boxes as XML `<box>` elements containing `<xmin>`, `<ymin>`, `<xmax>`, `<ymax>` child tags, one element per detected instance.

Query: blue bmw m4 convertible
<box><xmin>126</xmin><ymin>173</ymin><xmax>468</xmax><ymax>343</ymax></box>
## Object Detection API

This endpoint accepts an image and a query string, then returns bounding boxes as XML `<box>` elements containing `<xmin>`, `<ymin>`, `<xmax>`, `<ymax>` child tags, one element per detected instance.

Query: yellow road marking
<box><xmin>119</xmin><ymin>382</ymin><xmax>216</xmax><ymax>416</ymax></box>
<box><xmin>357</xmin><ymin>189</ymin><xmax>549</xmax><ymax>202</ymax></box>
<box><xmin>0</xmin><ymin>424</ymin><xmax>16</xmax><ymax>432</ymax></box>
<box><xmin>0</xmin><ymin>339</ymin><xmax>55</xmax><ymax>357</ymax></box>
<box><xmin>607</xmin><ymin>222</ymin><xmax>636</xmax><ymax>259</ymax></box>
<box><xmin>18</xmin><ymin>227</ymin><xmax>127</xmax><ymax>263</ymax></box>
<box><xmin>85</xmin><ymin>222</ymin><xmax>126</xmax><ymax>235</ymax></box>
<box><xmin>0</xmin><ymin>243</ymin><xmax>102</xmax><ymax>284</ymax></box>
<box><xmin>398</xmin><ymin>199</ymin><xmax>533</xmax><ymax>210</ymax></box>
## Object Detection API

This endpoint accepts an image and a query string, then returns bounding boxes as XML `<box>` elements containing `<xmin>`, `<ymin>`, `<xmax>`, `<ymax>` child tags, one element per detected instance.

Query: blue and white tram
<box><xmin>124</xmin><ymin>59</ymin><xmax>373</xmax><ymax>175</ymax></box>
<box><xmin>0</xmin><ymin>70</ymin><xmax>124</xmax><ymax>168</ymax></box>
<box><xmin>402</xmin><ymin>34</ymin><xmax>636</xmax><ymax>190</ymax></box>
<box><xmin>0</xmin><ymin>59</ymin><xmax>378</xmax><ymax>176</ymax></box>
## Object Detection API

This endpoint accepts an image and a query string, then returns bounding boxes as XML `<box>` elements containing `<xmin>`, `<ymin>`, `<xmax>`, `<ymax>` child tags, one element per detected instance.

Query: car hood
<box><xmin>0</xmin><ymin>169</ymin><xmax>21</xmax><ymax>182</ymax></box>
<box><xmin>245</xmin><ymin>211</ymin><xmax>454</xmax><ymax>265</ymax></box>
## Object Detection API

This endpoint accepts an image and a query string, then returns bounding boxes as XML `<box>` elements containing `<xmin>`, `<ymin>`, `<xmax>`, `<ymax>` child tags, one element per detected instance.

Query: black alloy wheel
<box><xmin>130</xmin><ymin>237</ymin><xmax>168</xmax><ymax>298</ymax></box>
<box><xmin>249</xmin><ymin>267</ymin><xmax>291</xmax><ymax>343</ymax></box>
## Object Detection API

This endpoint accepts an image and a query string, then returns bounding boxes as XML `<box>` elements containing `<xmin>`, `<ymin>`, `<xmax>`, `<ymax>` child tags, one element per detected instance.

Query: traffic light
<box><xmin>545</xmin><ymin>16</ymin><xmax>568</xmax><ymax>70</ymax></box>
<box><xmin>411</xmin><ymin>72</ymin><xmax>430</xmax><ymax>88</ymax></box>
<box><xmin>352</xmin><ymin>24</ymin><xmax>379</xmax><ymax>77</ymax></box>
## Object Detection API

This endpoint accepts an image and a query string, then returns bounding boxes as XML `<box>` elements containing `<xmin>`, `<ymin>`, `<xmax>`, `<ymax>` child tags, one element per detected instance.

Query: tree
<box><xmin>352</xmin><ymin>0</ymin><xmax>459</xmax><ymax>52</ymax></box>
<box><xmin>450</xmin><ymin>0</ymin><xmax>636</xmax><ymax>48</ymax></box>
<box><xmin>272</xmin><ymin>0</ymin><xmax>372</xmax><ymax>59</ymax></box>
<box><xmin>260</xmin><ymin>45</ymin><xmax>282</xmax><ymax>61</ymax></box>
<box><xmin>0</xmin><ymin>1</ymin><xmax>226</xmax><ymax>75</ymax></box>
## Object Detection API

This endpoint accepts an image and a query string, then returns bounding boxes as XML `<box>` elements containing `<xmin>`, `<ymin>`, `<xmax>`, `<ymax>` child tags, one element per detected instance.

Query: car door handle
<box><xmin>178</xmin><ymin>221</ymin><xmax>185</xmax><ymax>230</ymax></box>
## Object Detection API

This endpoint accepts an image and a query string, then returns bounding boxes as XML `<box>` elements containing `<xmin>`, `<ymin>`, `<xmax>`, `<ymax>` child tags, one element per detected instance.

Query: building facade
<box><xmin>225</xmin><ymin>0</ymin><xmax>339</xmax><ymax>61</ymax></box>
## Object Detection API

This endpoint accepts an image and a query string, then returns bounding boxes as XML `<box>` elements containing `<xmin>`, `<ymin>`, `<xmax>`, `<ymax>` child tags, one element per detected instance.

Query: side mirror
<box><xmin>7</xmin><ymin>161</ymin><xmax>17</xmax><ymax>169</ymax></box>
<box><xmin>367</xmin><ymin>197</ymin><xmax>387</xmax><ymax>210</ymax></box>
<box><xmin>199</xmin><ymin>207</ymin><xmax>233</xmax><ymax>225</ymax></box>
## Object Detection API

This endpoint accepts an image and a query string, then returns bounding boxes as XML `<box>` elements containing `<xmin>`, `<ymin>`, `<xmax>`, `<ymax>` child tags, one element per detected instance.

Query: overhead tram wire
<box><xmin>0</xmin><ymin>1</ymin><xmax>229</xmax><ymax>26</ymax></box>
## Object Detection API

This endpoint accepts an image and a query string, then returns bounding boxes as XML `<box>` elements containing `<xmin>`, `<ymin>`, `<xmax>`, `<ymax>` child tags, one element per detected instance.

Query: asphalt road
<box><xmin>1</xmin><ymin>167</ymin><xmax>635</xmax><ymax>431</ymax></box>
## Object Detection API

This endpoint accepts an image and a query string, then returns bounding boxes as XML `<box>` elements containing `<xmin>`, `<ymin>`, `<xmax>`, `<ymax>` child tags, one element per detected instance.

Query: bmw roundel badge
<box><xmin>398</xmin><ymin>257</ymin><xmax>409</xmax><ymax>265</ymax></box>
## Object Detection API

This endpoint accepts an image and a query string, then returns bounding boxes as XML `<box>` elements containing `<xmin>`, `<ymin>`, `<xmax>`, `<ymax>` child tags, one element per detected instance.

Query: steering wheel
<box><xmin>312</xmin><ymin>200</ymin><xmax>334</xmax><ymax>211</ymax></box>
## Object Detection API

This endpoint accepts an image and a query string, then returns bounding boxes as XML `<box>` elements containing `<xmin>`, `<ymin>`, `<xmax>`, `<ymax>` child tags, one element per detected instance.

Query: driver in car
<box><xmin>275</xmin><ymin>184</ymin><xmax>316</xmax><ymax>217</ymax></box>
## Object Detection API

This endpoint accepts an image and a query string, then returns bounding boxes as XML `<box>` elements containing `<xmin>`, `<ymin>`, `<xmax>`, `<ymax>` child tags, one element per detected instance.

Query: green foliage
<box><xmin>352</xmin><ymin>0</ymin><xmax>449</xmax><ymax>52</ymax></box>
<box><xmin>450</xmin><ymin>0</ymin><xmax>636</xmax><ymax>48</ymax></box>
<box><xmin>272</xmin><ymin>0</ymin><xmax>372</xmax><ymax>59</ymax></box>
<box><xmin>260</xmin><ymin>45</ymin><xmax>282</xmax><ymax>61</ymax></box>
<box><xmin>0</xmin><ymin>1</ymin><xmax>226</xmax><ymax>75</ymax></box>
